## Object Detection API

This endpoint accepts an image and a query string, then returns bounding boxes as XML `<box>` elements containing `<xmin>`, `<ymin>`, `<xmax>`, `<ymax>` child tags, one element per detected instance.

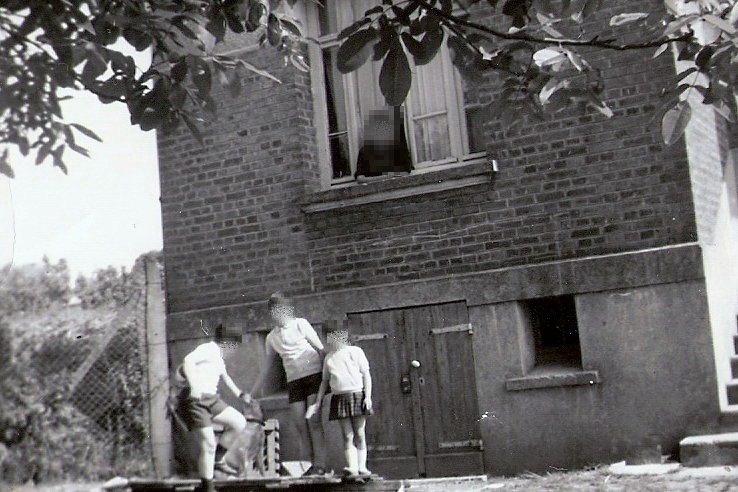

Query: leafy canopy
<box><xmin>0</xmin><ymin>0</ymin><xmax>736</xmax><ymax>178</ymax></box>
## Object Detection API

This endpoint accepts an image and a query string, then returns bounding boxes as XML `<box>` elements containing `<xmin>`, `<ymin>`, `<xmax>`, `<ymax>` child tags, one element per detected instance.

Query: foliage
<box><xmin>0</xmin><ymin>0</ymin><xmax>736</xmax><ymax>177</ymax></box>
<box><xmin>0</xmin><ymin>257</ymin><xmax>71</xmax><ymax>314</ymax></box>
<box><xmin>0</xmin><ymin>258</ymin><xmax>153</xmax><ymax>484</ymax></box>
<box><xmin>74</xmin><ymin>265</ymin><xmax>137</xmax><ymax>308</ymax></box>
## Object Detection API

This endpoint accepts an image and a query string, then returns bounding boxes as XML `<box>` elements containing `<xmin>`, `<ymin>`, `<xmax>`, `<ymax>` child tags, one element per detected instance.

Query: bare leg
<box><xmin>306</xmin><ymin>393</ymin><xmax>326</xmax><ymax>468</ymax></box>
<box><xmin>351</xmin><ymin>416</ymin><xmax>369</xmax><ymax>474</ymax></box>
<box><xmin>212</xmin><ymin>406</ymin><xmax>246</xmax><ymax>449</ymax></box>
<box><xmin>339</xmin><ymin>418</ymin><xmax>358</xmax><ymax>474</ymax></box>
<box><xmin>288</xmin><ymin>399</ymin><xmax>310</xmax><ymax>468</ymax></box>
<box><xmin>194</xmin><ymin>427</ymin><xmax>217</xmax><ymax>479</ymax></box>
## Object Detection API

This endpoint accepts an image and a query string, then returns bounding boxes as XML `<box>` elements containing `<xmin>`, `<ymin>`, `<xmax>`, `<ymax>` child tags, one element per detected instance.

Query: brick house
<box><xmin>157</xmin><ymin>0</ymin><xmax>738</xmax><ymax>478</ymax></box>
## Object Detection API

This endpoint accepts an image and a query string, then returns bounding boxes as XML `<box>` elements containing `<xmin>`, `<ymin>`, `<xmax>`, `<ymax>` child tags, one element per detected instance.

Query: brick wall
<box><xmin>683</xmin><ymin>87</ymin><xmax>730</xmax><ymax>245</ymax></box>
<box><xmin>158</xmin><ymin>1</ymin><xmax>699</xmax><ymax>312</ymax></box>
<box><xmin>157</xmin><ymin>44</ymin><xmax>319</xmax><ymax>313</ymax></box>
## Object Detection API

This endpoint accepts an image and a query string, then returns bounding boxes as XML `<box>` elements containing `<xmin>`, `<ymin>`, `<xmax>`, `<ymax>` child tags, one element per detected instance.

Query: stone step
<box><xmin>680</xmin><ymin>432</ymin><xmax>738</xmax><ymax>467</ymax></box>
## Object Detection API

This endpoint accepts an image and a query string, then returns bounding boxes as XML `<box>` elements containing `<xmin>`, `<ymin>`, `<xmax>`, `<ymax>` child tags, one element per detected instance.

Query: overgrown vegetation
<box><xmin>0</xmin><ymin>253</ymin><xmax>160</xmax><ymax>484</ymax></box>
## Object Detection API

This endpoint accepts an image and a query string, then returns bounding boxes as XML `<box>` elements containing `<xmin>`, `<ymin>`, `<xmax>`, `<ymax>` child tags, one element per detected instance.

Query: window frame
<box><xmin>305</xmin><ymin>1</ymin><xmax>486</xmax><ymax>189</ymax></box>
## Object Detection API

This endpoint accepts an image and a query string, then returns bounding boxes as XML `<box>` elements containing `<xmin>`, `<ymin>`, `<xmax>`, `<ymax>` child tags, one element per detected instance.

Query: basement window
<box><xmin>523</xmin><ymin>295</ymin><xmax>582</xmax><ymax>371</ymax></box>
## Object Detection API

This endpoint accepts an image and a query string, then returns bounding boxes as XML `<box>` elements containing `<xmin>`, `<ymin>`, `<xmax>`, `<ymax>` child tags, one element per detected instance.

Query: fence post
<box><xmin>144</xmin><ymin>257</ymin><xmax>173</xmax><ymax>478</ymax></box>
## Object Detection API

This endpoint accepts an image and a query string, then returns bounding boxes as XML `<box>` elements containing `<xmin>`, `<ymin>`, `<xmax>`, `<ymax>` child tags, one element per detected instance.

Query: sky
<box><xmin>0</xmin><ymin>49</ymin><xmax>163</xmax><ymax>279</ymax></box>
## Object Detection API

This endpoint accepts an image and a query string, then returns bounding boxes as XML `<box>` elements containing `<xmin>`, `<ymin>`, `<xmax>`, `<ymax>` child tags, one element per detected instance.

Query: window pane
<box><xmin>465</xmin><ymin>106</ymin><xmax>486</xmax><ymax>154</ymax></box>
<box><xmin>322</xmin><ymin>48</ymin><xmax>348</xmax><ymax>135</ymax></box>
<box><xmin>409</xmin><ymin>53</ymin><xmax>453</xmax><ymax>163</ymax></box>
<box><xmin>318</xmin><ymin>0</ymin><xmax>338</xmax><ymax>36</ymax></box>
<box><xmin>413</xmin><ymin>115</ymin><xmax>452</xmax><ymax>163</ymax></box>
<box><xmin>329</xmin><ymin>133</ymin><xmax>351</xmax><ymax>179</ymax></box>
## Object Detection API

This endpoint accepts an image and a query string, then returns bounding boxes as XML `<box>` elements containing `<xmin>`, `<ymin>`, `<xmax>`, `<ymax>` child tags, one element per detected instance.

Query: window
<box><xmin>520</xmin><ymin>295</ymin><xmax>582</xmax><ymax>371</ymax></box>
<box><xmin>306</xmin><ymin>0</ymin><xmax>486</xmax><ymax>186</ymax></box>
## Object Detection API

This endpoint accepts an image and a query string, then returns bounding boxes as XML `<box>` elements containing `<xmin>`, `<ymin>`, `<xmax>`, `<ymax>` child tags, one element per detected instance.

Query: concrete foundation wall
<box><xmin>166</xmin><ymin>244</ymin><xmax>721</xmax><ymax>475</ymax></box>
<box><xmin>472</xmin><ymin>281</ymin><xmax>720</xmax><ymax>474</ymax></box>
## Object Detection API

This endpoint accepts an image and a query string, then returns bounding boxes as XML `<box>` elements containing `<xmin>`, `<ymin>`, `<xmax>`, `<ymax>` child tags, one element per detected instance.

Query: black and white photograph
<box><xmin>1</xmin><ymin>0</ymin><xmax>738</xmax><ymax>490</ymax></box>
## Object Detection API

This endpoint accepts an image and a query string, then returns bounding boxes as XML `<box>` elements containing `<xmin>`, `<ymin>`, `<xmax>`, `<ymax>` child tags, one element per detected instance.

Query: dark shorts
<box><xmin>286</xmin><ymin>372</ymin><xmax>324</xmax><ymax>404</ymax></box>
<box><xmin>329</xmin><ymin>391</ymin><xmax>373</xmax><ymax>420</ymax></box>
<box><xmin>180</xmin><ymin>393</ymin><xmax>229</xmax><ymax>430</ymax></box>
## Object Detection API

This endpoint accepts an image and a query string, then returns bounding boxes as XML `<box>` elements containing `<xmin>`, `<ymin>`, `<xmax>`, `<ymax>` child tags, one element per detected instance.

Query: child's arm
<box><xmin>305</xmin><ymin>360</ymin><xmax>330</xmax><ymax>419</ymax></box>
<box><xmin>300</xmin><ymin>319</ymin><xmax>325</xmax><ymax>357</ymax></box>
<box><xmin>251</xmin><ymin>338</ymin><xmax>278</xmax><ymax>396</ymax></box>
<box><xmin>357</xmin><ymin>348</ymin><xmax>372</xmax><ymax>411</ymax></box>
<box><xmin>221</xmin><ymin>369</ymin><xmax>249</xmax><ymax>400</ymax></box>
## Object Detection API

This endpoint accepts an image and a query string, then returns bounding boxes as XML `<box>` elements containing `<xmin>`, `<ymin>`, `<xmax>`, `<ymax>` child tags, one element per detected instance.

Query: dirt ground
<box><xmin>6</xmin><ymin>466</ymin><xmax>738</xmax><ymax>491</ymax></box>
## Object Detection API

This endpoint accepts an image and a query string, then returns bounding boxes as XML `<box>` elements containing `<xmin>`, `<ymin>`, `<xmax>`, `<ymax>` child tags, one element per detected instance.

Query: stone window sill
<box><xmin>505</xmin><ymin>370</ymin><xmax>601</xmax><ymax>391</ymax></box>
<box><xmin>302</xmin><ymin>159</ymin><xmax>496</xmax><ymax>213</ymax></box>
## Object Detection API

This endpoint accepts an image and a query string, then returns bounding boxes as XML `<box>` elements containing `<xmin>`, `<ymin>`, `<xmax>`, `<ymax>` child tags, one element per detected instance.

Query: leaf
<box><xmin>171</xmin><ymin>59</ymin><xmax>188</xmax><ymax>82</ymax></box>
<box><xmin>695</xmin><ymin>46</ymin><xmax>713</xmax><ymax>71</ymax></box>
<box><xmin>122</xmin><ymin>27</ymin><xmax>153</xmax><ymax>51</ymax></box>
<box><xmin>533</xmin><ymin>47</ymin><xmax>567</xmax><ymax>68</ymax></box>
<box><xmin>337</xmin><ymin>28</ymin><xmax>380</xmax><ymax>73</ymax></box>
<box><xmin>206</xmin><ymin>13</ymin><xmax>227</xmax><ymax>42</ymax></box>
<box><xmin>652</xmin><ymin>44</ymin><xmax>669</xmax><ymax>59</ymax></box>
<box><xmin>0</xmin><ymin>149</ymin><xmax>13</xmax><ymax>178</ymax></box>
<box><xmin>267</xmin><ymin>14</ymin><xmax>282</xmax><ymax>46</ymax></box>
<box><xmin>182</xmin><ymin>114</ymin><xmax>204</xmax><ymax>144</ymax></box>
<box><xmin>417</xmin><ymin>28</ymin><xmax>444</xmax><ymax>65</ymax></box>
<box><xmin>36</xmin><ymin>143</ymin><xmax>53</xmax><ymax>165</ymax></box>
<box><xmin>702</xmin><ymin>14</ymin><xmax>736</xmax><ymax>34</ymax></box>
<box><xmin>71</xmin><ymin>123</ymin><xmax>103</xmax><ymax>143</ymax></box>
<box><xmin>338</xmin><ymin>17</ymin><xmax>372</xmax><ymax>41</ymax></box>
<box><xmin>609</xmin><ymin>12</ymin><xmax>649</xmax><ymax>26</ymax></box>
<box><xmin>191</xmin><ymin>60</ymin><xmax>212</xmax><ymax>95</ymax></box>
<box><xmin>379</xmin><ymin>36</ymin><xmax>411</xmax><ymax>106</ymax></box>
<box><xmin>661</xmin><ymin>101</ymin><xmax>691</xmax><ymax>146</ymax></box>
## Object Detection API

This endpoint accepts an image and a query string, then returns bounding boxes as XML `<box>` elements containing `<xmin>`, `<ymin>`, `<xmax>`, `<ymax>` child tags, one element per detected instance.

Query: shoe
<box><xmin>303</xmin><ymin>465</ymin><xmax>326</xmax><ymax>476</ymax></box>
<box><xmin>214</xmin><ymin>460</ymin><xmax>238</xmax><ymax>475</ymax></box>
<box><xmin>358</xmin><ymin>469</ymin><xmax>372</xmax><ymax>477</ymax></box>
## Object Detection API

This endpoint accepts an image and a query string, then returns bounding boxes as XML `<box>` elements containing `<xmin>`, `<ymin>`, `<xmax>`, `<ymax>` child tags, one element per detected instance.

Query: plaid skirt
<box><xmin>329</xmin><ymin>391</ymin><xmax>373</xmax><ymax>420</ymax></box>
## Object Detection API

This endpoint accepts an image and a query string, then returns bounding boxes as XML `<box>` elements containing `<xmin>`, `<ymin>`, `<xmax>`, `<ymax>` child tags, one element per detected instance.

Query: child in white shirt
<box><xmin>306</xmin><ymin>319</ymin><xmax>373</xmax><ymax>477</ymax></box>
<box><xmin>251</xmin><ymin>292</ymin><xmax>327</xmax><ymax>475</ymax></box>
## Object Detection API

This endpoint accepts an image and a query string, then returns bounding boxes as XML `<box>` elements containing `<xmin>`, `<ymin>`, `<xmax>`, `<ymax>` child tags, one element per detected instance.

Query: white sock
<box><xmin>357</xmin><ymin>447</ymin><xmax>370</xmax><ymax>474</ymax></box>
<box><xmin>344</xmin><ymin>445</ymin><xmax>358</xmax><ymax>474</ymax></box>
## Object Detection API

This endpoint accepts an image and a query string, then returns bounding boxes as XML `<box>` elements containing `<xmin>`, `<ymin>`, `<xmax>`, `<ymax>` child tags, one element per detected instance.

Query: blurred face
<box><xmin>325</xmin><ymin>330</ymin><xmax>349</xmax><ymax>351</ymax></box>
<box><xmin>217</xmin><ymin>339</ymin><xmax>241</xmax><ymax>354</ymax></box>
<box><xmin>270</xmin><ymin>304</ymin><xmax>294</xmax><ymax>326</ymax></box>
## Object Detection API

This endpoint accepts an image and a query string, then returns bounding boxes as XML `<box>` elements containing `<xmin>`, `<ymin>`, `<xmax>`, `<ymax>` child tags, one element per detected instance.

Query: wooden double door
<box><xmin>347</xmin><ymin>301</ymin><xmax>484</xmax><ymax>478</ymax></box>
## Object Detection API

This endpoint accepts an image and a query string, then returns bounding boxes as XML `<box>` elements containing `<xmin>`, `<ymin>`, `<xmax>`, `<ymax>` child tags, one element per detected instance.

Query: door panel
<box><xmin>348</xmin><ymin>310</ymin><xmax>416</xmax><ymax>461</ymax></box>
<box><xmin>347</xmin><ymin>301</ymin><xmax>483</xmax><ymax>478</ymax></box>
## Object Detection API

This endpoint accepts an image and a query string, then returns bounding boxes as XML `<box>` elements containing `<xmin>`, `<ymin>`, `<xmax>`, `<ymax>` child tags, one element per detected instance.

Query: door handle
<box><xmin>400</xmin><ymin>374</ymin><xmax>412</xmax><ymax>394</ymax></box>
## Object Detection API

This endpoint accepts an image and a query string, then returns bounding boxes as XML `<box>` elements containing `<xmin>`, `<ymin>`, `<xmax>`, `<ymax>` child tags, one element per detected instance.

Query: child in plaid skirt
<box><xmin>306</xmin><ymin>319</ymin><xmax>373</xmax><ymax>477</ymax></box>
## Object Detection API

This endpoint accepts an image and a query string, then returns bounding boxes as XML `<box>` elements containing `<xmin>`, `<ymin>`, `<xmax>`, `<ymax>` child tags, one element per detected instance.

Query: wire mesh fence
<box><xmin>0</xmin><ymin>257</ymin><xmax>161</xmax><ymax>484</ymax></box>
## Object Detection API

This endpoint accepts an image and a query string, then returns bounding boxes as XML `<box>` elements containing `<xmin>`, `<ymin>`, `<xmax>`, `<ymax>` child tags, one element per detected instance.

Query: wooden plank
<box><xmin>429</xmin><ymin>323</ymin><xmax>472</xmax><ymax>335</ymax></box>
<box><xmin>352</xmin><ymin>333</ymin><xmax>388</xmax><ymax>342</ymax></box>
<box><xmin>402</xmin><ymin>307</ymin><xmax>427</xmax><ymax>477</ymax></box>
<box><xmin>438</xmin><ymin>439</ymin><xmax>483</xmax><ymax>449</ymax></box>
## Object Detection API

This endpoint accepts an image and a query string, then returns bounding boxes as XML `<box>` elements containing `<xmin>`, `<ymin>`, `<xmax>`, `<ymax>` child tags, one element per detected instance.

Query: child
<box><xmin>306</xmin><ymin>319</ymin><xmax>373</xmax><ymax>477</ymax></box>
<box><xmin>174</xmin><ymin>323</ymin><xmax>250</xmax><ymax>492</ymax></box>
<box><xmin>251</xmin><ymin>292</ymin><xmax>328</xmax><ymax>475</ymax></box>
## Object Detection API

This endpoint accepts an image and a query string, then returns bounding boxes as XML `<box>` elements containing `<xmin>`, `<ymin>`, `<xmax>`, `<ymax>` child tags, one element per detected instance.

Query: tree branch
<box><xmin>414</xmin><ymin>0</ymin><xmax>691</xmax><ymax>50</ymax></box>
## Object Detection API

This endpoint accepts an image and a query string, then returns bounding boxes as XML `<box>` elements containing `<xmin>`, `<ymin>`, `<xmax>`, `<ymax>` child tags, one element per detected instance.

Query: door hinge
<box><xmin>430</xmin><ymin>323</ymin><xmax>473</xmax><ymax>335</ymax></box>
<box><xmin>353</xmin><ymin>333</ymin><xmax>388</xmax><ymax>342</ymax></box>
<box><xmin>368</xmin><ymin>444</ymin><xmax>400</xmax><ymax>452</ymax></box>
<box><xmin>438</xmin><ymin>439</ymin><xmax>483</xmax><ymax>450</ymax></box>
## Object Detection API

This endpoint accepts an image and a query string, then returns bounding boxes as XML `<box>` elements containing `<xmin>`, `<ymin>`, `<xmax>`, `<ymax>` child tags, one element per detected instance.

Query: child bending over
<box><xmin>306</xmin><ymin>319</ymin><xmax>373</xmax><ymax>477</ymax></box>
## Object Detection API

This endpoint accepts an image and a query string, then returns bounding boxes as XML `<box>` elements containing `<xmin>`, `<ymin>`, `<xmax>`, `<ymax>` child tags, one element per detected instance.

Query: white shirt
<box><xmin>324</xmin><ymin>346</ymin><xmax>370</xmax><ymax>394</ymax></box>
<box><xmin>182</xmin><ymin>341</ymin><xmax>225</xmax><ymax>398</ymax></box>
<box><xmin>266</xmin><ymin>318</ymin><xmax>323</xmax><ymax>382</ymax></box>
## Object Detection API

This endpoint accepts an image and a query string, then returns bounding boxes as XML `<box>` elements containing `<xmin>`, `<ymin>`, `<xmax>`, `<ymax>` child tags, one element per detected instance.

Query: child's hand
<box><xmin>305</xmin><ymin>403</ymin><xmax>319</xmax><ymax>419</ymax></box>
<box><xmin>363</xmin><ymin>397</ymin><xmax>372</xmax><ymax>412</ymax></box>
